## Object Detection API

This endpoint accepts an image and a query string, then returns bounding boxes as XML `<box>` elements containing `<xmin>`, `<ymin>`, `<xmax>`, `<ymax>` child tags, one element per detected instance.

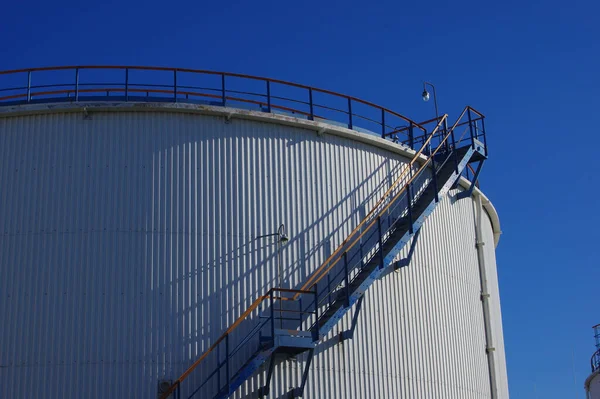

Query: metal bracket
<box><xmin>455</xmin><ymin>161</ymin><xmax>484</xmax><ymax>200</ymax></box>
<box><xmin>288</xmin><ymin>349</ymin><xmax>314</xmax><ymax>398</ymax></box>
<box><xmin>339</xmin><ymin>296</ymin><xmax>364</xmax><ymax>342</ymax></box>
<box><xmin>393</xmin><ymin>228</ymin><xmax>421</xmax><ymax>271</ymax></box>
<box><xmin>257</xmin><ymin>355</ymin><xmax>277</xmax><ymax>398</ymax></box>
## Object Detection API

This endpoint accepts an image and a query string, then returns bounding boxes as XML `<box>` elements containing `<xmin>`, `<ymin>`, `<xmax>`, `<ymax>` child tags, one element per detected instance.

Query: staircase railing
<box><xmin>161</xmin><ymin>287</ymin><xmax>317</xmax><ymax>399</ymax></box>
<box><xmin>297</xmin><ymin>107</ymin><xmax>484</xmax><ymax>334</ymax></box>
<box><xmin>160</xmin><ymin>106</ymin><xmax>485</xmax><ymax>399</ymax></box>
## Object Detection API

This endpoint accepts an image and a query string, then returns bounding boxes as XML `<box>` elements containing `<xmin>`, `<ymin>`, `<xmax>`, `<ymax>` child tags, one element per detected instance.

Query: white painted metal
<box><xmin>0</xmin><ymin>103</ymin><xmax>507</xmax><ymax>398</ymax></box>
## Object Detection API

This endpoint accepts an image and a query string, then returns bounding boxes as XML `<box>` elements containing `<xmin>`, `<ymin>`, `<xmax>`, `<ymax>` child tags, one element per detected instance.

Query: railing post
<box><xmin>450</xmin><ymin>118</ymin><xmax>458</xmax><ymax>174</ymax></box>
<box><xmin>381</xmin><ymin>109</ymin><xmax>385</xmax><ymax>138</ymax></box>
<box><xmin>26</xmin><ymin>71</ymin><xmax>31</xmax><ymax>103</ymax></box>
<box><xmin>343</xmin><ymin>252</ymin><xmax>350</xmax><ymax>307</ymax></box>
<box><xmin>468</xmin><ymin>108</ymin><xmax>475</xmax><ymax>147</ymax></box>
<box><xmin>173</xmin><ymin>70</ymin><xmax>177</xmax><ymax>103</ymax></box>
<box><xmin>298</xmin><ymin>296</ymin><xmax>303</xmax><ymax>325</ymax></box>
<box><xmin>74</xmin><ymin>68</ymin><xmax>79</xmax><ymax>102</ymax></box>
<box><xmin>327</xmin><ymin>273</ymin><xmax>331</xmax><ymax>306</ymax></box>
<box><xmin>266</xmin><ymin>80</ymin><xmax>271</xmax><ymax>113</ymax></box>
<box><xmin>481</xmin><ymin>116</ymin><xmax>488</xmax><ymax>157</ymax></box>
<box><xmin>347</xmin><ymin>98</ymin><xmax>353</xmax><ymax>129</ymax></box>
<box><xmin>378</xmin><ymin>217</ymin><xmax>384</xmax><ymax>269</ymax></box>
<box><xmin>408</xmin><ymin>123</ymin><xmax>414</xmax><ymax>149</ymax></box>
<box><xmin>430</xmin><ymin>141</ymin><xmax>439</xmax><ymax>203</ymax></box>
<box><xmin>312</xmin><ymin>284</ymin><xmax>319</xmax><ymax>341</ymax></box>
<box><xmin>407</xmin><ymin>184</ymin><xmax>414</xmax><ymax>234</ymax></box>
<box><xmin>221</xmin><ymin>73</ymin><xmax>226</xmax><ymax>106</ymax></box>
<box><xmin>308</xmin><ymin>88</ymin><xmax>314</xmax><ymax>121</ymax></box>
<box><xmin>216</xmin><ymin>341</ymin><xmax>221</xmax><ymax>391</ymax></box>
<box><xmin>225</xmin><ymin>334</ymin><xmax>230</xmax><ymax>394</ymax></box>
<box><xmin>269</xmin><ymin>290</ymin><xmax>275</xmax><ymax>340</ymax></box>
<box><xmin>125</xmin><ymin>68</ymin><xmax>129</xmax><ymax>102</ymax></box>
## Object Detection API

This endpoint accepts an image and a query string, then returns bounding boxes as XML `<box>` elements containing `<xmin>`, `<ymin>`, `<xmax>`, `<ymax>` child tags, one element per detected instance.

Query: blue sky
<box><xmin>1</xmin><ymin>0</ymin><xmax>598</xmax><ymax>397</ymax></box>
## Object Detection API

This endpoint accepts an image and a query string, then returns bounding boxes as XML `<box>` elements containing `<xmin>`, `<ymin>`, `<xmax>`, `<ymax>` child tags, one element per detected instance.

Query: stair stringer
<box><xmin>214</xmin><ymin>346</ymin><xmax>279</xmax><ymax>399</ymax></box>
<box><xmin>317</xmin><ymin>145</ymin><xmax>478</xmax><ymax>339</ymax></box>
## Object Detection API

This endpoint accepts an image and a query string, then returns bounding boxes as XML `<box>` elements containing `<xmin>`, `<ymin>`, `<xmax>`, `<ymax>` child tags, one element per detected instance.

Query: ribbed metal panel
<box><xmin>0</xmin><ymin>106</ymin><xmax>507</xmax><ymax>398</ymax></box>
<box><xmin>481</xmin><ymin>207</ymin><xmax>510</xmax><ymax>398</ymax></box>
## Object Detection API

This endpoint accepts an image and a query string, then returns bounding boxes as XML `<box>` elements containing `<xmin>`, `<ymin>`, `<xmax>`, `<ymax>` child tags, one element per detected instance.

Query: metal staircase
<box><xmin>160</xmin><ymin>106</ymin><xmax>487</xmax><ymax>399</ymax></box>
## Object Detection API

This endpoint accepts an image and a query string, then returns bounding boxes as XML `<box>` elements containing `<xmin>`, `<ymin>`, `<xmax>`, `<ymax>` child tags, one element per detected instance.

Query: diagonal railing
<box><xmin>299</xmin><ymin>107</ymin><xmax>486</xmax><ymax>340</ymax></box>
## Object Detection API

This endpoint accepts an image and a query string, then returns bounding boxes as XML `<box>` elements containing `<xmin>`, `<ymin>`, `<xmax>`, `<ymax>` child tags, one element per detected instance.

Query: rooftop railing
<box><xmin>0</xmin><ymin>65</ymin><xmax>430</xmax><ymax>146</ymax></box>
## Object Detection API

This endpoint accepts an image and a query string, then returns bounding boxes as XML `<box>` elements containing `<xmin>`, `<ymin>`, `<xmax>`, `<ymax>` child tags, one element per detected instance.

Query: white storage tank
<box><xmin>0</xmin><ymin>66</ymin><xmax>508</xmax><ymax>398</ymax></box>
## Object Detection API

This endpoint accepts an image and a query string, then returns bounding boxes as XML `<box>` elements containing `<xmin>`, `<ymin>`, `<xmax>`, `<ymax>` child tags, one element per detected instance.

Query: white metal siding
<box><xmin>481</xmin><ymin>207</ymin><xmax>510</xmax><ymax>398</ymax></box>
<box><xmin>0</xmin><ymin>108</ymin><xmax>506</xmax><ymax>398</ymax></box>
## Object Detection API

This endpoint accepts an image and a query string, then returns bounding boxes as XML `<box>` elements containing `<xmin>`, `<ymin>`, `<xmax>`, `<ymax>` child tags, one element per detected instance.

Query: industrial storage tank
<box><xmin>0</xmin><ymin>66</ymin><xmax>508</xmax><ymax>398</ymax></box>
<box><xmin>586</xmin><ymin>324</ymin><xmax>600</xmax><ymax>399</ymax></box>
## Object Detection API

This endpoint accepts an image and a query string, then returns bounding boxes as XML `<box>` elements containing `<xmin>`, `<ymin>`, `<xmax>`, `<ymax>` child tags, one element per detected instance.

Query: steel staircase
<box><xmin>160</xmin><ymin>106</ymin><xmax>487</xmax><ymax>399</ymax></box>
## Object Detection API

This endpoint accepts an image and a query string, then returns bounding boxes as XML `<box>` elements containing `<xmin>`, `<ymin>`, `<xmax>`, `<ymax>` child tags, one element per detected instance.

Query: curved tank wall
<box><xmin>586</xmin><ymin>371</ymin><xmax>600</xmax><ymax>399</ymax></box>
<box><xmin>0</xmin><ymin>103</ymin><xmax>507</xmax><ymax>398</ymax></box>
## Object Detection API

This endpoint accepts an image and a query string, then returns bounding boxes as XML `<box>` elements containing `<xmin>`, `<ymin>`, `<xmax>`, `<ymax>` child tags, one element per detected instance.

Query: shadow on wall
<box><xmin>0</xmin><ymin>110</ymin><xmax>411</xmax><ymax>398</ymax></box>
<box><xmin>146</xmin><ymin>115</ymin><xmax>410</xmax><ymax>396</ymax></box>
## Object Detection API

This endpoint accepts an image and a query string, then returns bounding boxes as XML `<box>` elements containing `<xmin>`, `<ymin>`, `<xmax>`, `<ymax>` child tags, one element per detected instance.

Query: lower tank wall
<box><xmin>0</xmin><ymin>108</ymin><xmax>507</xmax><ymax>398</ymax></box>
<box><xmin>588</xmin><ymin>372</ymin><xmax>600</xmax><ymax>399</ymax></box>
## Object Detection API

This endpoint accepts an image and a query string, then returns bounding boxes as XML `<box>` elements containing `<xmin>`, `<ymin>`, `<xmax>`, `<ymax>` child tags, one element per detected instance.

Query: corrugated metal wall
<box><xmin>0</xmin><ymin>107</ymin><xmax>507</xmax><ymax>398</ymax></box>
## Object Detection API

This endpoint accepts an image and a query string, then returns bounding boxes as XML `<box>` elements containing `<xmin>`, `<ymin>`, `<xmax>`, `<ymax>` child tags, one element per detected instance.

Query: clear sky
<box><xmin>1</xmin><ymin>0</ymin><xmax>598</xmax><ymax>397</ymax></box>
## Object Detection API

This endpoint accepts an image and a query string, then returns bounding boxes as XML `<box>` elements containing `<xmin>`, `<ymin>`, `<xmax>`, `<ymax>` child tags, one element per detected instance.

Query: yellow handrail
<box><xmin>296</xmin><ymin>113</ymin><xmax>449</xmax><ymax>294</ymax></box>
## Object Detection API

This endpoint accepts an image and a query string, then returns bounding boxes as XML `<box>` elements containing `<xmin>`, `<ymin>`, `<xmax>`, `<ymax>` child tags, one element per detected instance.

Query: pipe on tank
<box><xmin>474</xmin><ymin>192</ymin><xmax>498</xmax><ymax>398</ymax></box>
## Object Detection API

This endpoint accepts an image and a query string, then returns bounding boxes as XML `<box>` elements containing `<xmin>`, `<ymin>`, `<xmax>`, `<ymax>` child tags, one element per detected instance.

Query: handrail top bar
<box><xmin>271</xmin><ymin>287</ymin><xmax>315</xmax><ymax>294</ymax></box>
<box><xmin>0</xmin><ymin>65</ymin><xmax>425</xmax><ymax>131</ymax></box>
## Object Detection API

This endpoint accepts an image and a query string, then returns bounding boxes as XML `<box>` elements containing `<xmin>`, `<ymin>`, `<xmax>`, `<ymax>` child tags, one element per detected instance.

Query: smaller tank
<box><xmin>585</xmin><ymin>324</ymin><xmax>600</xmax><ymax>399</ymax></box>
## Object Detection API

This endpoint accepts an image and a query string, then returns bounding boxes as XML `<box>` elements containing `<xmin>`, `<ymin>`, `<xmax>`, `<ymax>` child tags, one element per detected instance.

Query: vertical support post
<box><xmin>266</xmin><ymin>80</ymin><xmax>271</xmax><ymax>113</ymax></box>
<box><xmin>173</xmin><ymin>70</ymin><xmax>177</xmax><ymax>103</ymax></box>
<box><xmin>407</xmin><ymin>184</ymin><xmax>414</xmax><ymax>234</ymax></box>
<box><xmin>347</xmin><ymin>98</ymin><xmax>353</xmax><ymax>129</ymax></box>
<box><xmin>312</xmin><ymin>284</ymin><xmax>319</xmax><ymax>341</ymax></box>
<box><xmin>26</xmin><ymin>71</ymin><xmax>31</xmax><ymax>103</ymax></box>
<box><xmin>381</xmin><ymin>109</ymin><xmax>385</xmax><ymax>138</ymax></box>
<box><xmin>225</xmin><ymin>334</ymin><xmax>230</xmax><ymax>394</ymax></box>
<box><xmin>408</xmin><ymin>123</ymin><xmax>414</xmax><ymax>149</ymax></box>
<box><xmin>481</xmin><ymin>116</ymin><xmax>488</xmax><ymax>157</ymax></box>
<box><xmin>430</xmin><ymin>150</ymin><xmax>439</xmax><ymax>203</ymax></box>
<box><xmin>308</xmin><ymin>88</ymin><xmax>314</xmax><ymax>121</ymax></box>
<box><xmin>216</xmin><ymin>342</ymin><xmax>220</xmax><ymax>391</ymax></box>
<box><xmin>327</xmin><ymin>273</ymin><xmax>331</xmax><ymax>306</ymax></box>
<box><xmin>378</xmin><ymin>217</ymin><xmax>384</xmax><ymax>269</ymax></box>
<box><xmin>269</xmin><ymin>290</ymin><xmax>275</xmax><ymax>340</ymax></box>
<box><xmin>298</xmin><ymin>297</ymin><xmax>303</xmax><ymax>326</ymax></box>
<box><xmin>468</xmin><ymin>108</ymin><xmax>475</xmax><ymax>146</ymax></box>
<box><xmin>221</xmin><ymin>73</ymin><xmax>226</xmax><ymax>106</ymax></box>
<box><xmin>74</xmin><ymin>68</ymin><xmax>79</xmax><ymax>102</ymax></box>
<box><xmin>450</xmin><ymin>118</ymin><xmax>458</xmax><ymax>174</ymax></box>
<box><xmin>343</xmin><ymin>252</ymin><xmax>350</xmax><ymax>307</ymax></box>
<box><xmin>125</xmin><ymin>68</ymin><xmax>129</xmax><ymax>102</ymax></box>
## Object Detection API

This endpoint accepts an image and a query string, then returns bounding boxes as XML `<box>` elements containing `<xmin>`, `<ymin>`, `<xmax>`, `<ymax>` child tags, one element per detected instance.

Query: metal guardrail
<box><xmin>0</xmin><ymin>65</ymin><xmax>430</xmax><ymax>146</ymax></box>
<box><xmin>161</xmin><ymin>105</ymin><xmax>486</xmax><ymax>398</ymax></box>
<box><xmin>593</xmin><ymin>349</ymin><xmax>600</xmax><ymax>373</ymax></box>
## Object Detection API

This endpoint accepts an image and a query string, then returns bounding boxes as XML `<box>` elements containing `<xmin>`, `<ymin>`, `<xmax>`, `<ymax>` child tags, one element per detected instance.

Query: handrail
<box><xmin>159</xmin><ymin>115</ymin><xmax>452</xmax><ymax>399</ymax></box>
<box><xmin>297</xmin><ymin>113</ymin><xmax>450</xmax><ymax>294</ymax></box>
<box><xmin>0</xmin><ymin>65</ymin><xmax>426</xmax><ymax>136</ymax></box>
<box><xmin>159</xmin><ymin>105</ymin><xmax>483</xmax><ymax>399</ymax></box>
<box><xmin>161</xmin><ymin>287</ymin><xmax>315</xmax><ymax>398</ymax></box>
